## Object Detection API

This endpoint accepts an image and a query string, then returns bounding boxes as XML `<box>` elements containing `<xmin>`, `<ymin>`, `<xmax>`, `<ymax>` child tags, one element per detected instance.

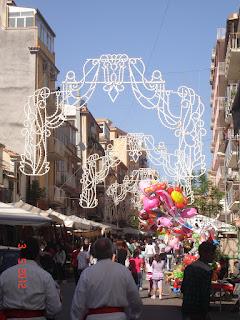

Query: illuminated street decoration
<box><xmin>79</xmin><ymin>145</ymin><xmax>120</xmax><ymax>208</ymax></box>
<box><xmin>19</xmin><ymin>54</ymin><xmax>206</xmax><ymax>208</ymax></box>
<box><xmin>106</xmin><ymin>168</ymin><xmax>159</xmax><ymax>208</ymax></box>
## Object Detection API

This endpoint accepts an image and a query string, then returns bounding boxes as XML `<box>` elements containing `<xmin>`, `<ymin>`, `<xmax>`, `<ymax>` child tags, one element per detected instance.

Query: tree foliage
<box><xmin>191</xmin><ymin>172</ymin><xmax>224</xmax><ymax>218</ymax></box>
<box><xmin>26</xmin><ymin>180</ymin><xmax>45</xmax><ymax>206</ymax></box>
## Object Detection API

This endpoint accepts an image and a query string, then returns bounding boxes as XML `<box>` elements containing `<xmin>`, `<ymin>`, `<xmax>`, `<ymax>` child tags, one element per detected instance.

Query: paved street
<box><xmin>56</xmin><ymin>280</ymin><xmax>239</xmax><ymax>320</ymax></box>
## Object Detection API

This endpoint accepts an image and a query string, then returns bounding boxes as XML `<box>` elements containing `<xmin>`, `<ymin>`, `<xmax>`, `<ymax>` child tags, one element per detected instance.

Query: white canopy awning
<box><xmin>0</xmin><ymin>202</ymin><xmax>51</xmax><ymax>226</ymax></box>
<box><xmin>47</xmin><ymin>209</ymin><xmax>116</xmax><ymax>232</ymax></box>
<box><xmin>13</xmin><ymin>200</ymin><xmax>64</xmax><ymax>225</ymax></box>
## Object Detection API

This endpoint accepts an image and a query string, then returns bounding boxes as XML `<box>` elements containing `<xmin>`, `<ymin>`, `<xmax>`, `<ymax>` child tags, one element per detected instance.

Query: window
<box><xmin>17</xmin><ymin>18</ymin><xmax>24</xmax><ymax>28</ymax></box>
<box><xmin>36</xmin><ymin>16</ymin><xmax>54</xmax><ymax>53</ymax></box>
<box><xmin>8</xmin><ymin>8</ymin><xmax>35</xmax><ymax>28</ymax></box>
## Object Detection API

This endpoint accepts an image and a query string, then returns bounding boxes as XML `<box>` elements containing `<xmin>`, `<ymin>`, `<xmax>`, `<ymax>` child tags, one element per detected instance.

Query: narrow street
<box><xmin>56</xmin><ymin>280</ymin><xmax>239</xmax><ymax>320</ymax></box>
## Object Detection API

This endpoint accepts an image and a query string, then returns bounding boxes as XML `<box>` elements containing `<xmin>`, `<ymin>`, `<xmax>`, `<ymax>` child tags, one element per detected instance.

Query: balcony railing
<box><xmin>226</xmin><ymin>185</ymin><xmax>240</xmax><ymax>211</ymax></box>
<box><xmin>215</xmin><ymin>165</ymin><xmax>224</xmax><ymax>187</ymax></box>
<box><xmin>226</xmin><ymin>168</ymin><xmax>240</xmax><ymax>184</ymax></box>
<box><xmin>225</xmin><ymin>33</ymin><xmax>240</xmax><ymax>80</ymax></box>
<box><xmin>225</xmin><ymin>138</ymin><xmax>238</xmax><ymax>169</ymax></box>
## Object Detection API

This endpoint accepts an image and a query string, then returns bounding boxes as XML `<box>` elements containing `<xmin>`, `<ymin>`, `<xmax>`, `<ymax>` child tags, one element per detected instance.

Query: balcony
<box><xmin>225</xmin><ymin>139</ymin><xmax>238</xmax><ymax>169</ymax></box>
<box><xmin>48</xmin><ymin>137</ymin><xmax>65</xmax><ymax>160</ymax></box>
<box><xmin>226</xmin><ymin>168</ymin><xmax>240</xmax><ymax>185</ymax></box>
<box><xmin>226</xmin><ymin>186</ymin><xmax>240</xmax><ymax>211</ymax></box>
<box><xmin>225</xmin><ymin>33</ymin><xmax>240</xmax><ymax>81</ymax></box>
<box><xmin>217</xmin><ymin>131</ymin><xmax>226</xmax><ymax>153</ymax></box>
<box><xmin>215</xmin><ymin>165</ymin><xmax>224</xmax><ymax>189</ymax></box>
<box><xmin>213</xmin><ymin>97</ymin><xmax>225</xmax><ymax>133</ymax></box>
<box><xmin>50</xmin><ymin>186</ymin><xmax>66</xmax><ymax>205</ymax></box>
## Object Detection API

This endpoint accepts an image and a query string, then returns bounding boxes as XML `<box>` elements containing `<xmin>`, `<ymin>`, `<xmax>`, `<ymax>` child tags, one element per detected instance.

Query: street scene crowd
<box><xmin>0</xmin><ymin>235</ymin><xmax>239</xmax><ymax>320</ymax></box>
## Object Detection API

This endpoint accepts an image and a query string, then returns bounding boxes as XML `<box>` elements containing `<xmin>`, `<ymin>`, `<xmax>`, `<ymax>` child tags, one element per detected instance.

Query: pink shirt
<box><xmin>129</xmin><ymin>257</ymin><xmax>143</xmax><ymax>273</ymax></box>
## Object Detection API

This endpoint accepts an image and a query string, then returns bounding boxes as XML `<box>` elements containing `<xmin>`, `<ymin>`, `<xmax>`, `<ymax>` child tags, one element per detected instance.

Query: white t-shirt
<box><xmin>145</xmin><ymin>244</ymin><xmax>156</xmax><ymax>256</ymax></box>
<box><xmin>77</xmin><ymin>251</ymin><xmax>90</xmax><ymax>270</ymax></box>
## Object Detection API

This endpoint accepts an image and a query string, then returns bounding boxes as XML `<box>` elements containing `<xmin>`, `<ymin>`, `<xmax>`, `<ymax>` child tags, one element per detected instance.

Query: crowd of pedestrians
<box><xmin>0</xmin><ymin>235</ymin><xmax>239</xmax><ymax>320</ymax></box>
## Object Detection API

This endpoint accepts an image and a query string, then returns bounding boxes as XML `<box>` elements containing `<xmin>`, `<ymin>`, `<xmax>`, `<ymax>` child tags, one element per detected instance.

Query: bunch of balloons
<box><xmin>138</xmin><ymin>180</ymin><xmax>198</xmax><ymax>252</ymax></box>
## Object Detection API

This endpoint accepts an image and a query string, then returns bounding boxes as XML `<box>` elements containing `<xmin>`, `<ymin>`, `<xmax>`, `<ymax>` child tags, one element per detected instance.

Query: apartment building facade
<box><xmin>0</xmin><ymin>1</ymin><xmax>82</xmax><ymax>216</ymax></box>
<box><xmin>210</xmin><ymin>11</ymin><xmax>240</xmax><ymax>224</ymax></box>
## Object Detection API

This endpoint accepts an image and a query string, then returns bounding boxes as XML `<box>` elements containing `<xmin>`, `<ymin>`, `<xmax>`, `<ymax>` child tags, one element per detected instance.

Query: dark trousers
<box><xmin>182</xmin><ymin>313</ymin><xmax>208</xmax><ymax>320</ymax></box>
<box><xmin>132</xmin><ymin>272</ymin><xmax>142</xmax><ymax>289</ymax></box>
<box><xmin>55</xmin><ymin>263</ymin><xmax>65</xmax><ymax>281</ymax></box>
<box><xmin>73</xmin><ymin>267</ymin><xmax>79</xmax><ymax>284</ymax></box>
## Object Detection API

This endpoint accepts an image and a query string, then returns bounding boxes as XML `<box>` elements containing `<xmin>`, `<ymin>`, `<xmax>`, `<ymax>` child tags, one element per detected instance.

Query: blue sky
<box><xmin>17</xmin><ymin>0</ymin><xmax>240</xmax><ymax>171</ymax></box>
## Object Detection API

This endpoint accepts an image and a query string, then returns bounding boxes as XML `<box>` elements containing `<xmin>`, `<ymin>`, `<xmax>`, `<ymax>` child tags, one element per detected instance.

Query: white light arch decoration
<box><xmin>20</xmin><ymin>53</ymin><xmax>206</xmax><ymax>179</ymax></box>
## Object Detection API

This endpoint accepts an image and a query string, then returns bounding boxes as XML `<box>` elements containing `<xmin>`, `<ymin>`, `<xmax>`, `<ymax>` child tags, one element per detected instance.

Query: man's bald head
<box><xmin>93</xmin><ymin>237</ymin><xmax>113</xmax><ymax>260</ymax></box>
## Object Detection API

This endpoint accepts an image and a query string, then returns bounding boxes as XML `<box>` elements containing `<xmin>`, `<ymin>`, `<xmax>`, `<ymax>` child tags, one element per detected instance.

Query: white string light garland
<box><xmin>19</xmin><ymin>54</ymin><xmax>206</xmax><ymax>208</ymax></box>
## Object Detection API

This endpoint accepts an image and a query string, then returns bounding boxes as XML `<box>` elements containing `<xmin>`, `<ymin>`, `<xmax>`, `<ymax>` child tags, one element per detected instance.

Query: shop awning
<box><xmin>122</xmin><ymin>227</ymin><xmax>140</xmax><ymax>235</ymax></box>
<box><xmin>0</xmin><ymin>202</ymin><xmax>51</xmax><ymax>226</ymax></box>
<box><xmin>13</xmin><ymin>200</ymin><xmax>64</xmax><ymax>225</ymax></box>
<box><xmin>47</xmin><ymin>209</ymin><xmax>115</xmax><ymax>232</ymax></box>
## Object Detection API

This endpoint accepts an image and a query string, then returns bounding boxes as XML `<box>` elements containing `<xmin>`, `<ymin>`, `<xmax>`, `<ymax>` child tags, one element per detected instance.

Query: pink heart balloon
<box><xmin>180</xmin><ymin>208</ymin><xmax>197</xmax><ymax>219</ymax></box>
<box><xmin>143</xmin><ymin>196</ymin><xmax>160</xmax><ymax>211</ymax></box>
<box><xmin>158</xmin><ymin>217</ymin><xmax>173</xmax><ymax>228</ymax></box>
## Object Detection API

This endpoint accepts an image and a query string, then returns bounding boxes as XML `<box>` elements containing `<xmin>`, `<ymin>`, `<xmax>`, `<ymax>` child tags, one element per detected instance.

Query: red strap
<box><xmin>0</xmin><ymin>311</ymin><xmax>6</xmax><ymax>320</ymax></box>
<box><xmin>88</xmin><ymin>306</ymin><xmax>124</xmax><ymax>315</ymax></box>
<box><xmin>4</xmin><ymin>309</ymin><xmax>45</xmax><ymax>318</ymax></box>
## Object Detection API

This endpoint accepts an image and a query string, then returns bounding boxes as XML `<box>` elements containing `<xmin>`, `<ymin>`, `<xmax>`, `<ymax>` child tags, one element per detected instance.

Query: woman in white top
<box><xmin>144</xmin><ymin>239</ymin><xmax>156</xmax><ymax>262</ymax></box>
<box><xmin>151</xmin><ymin>253</ymin><xmax>166</xmax><ymax>300</ymax></box>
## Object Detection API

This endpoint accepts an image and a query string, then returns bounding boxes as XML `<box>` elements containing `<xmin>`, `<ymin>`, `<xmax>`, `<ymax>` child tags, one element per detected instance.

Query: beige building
<box><xmin>210</xmin><ymin>12</ymin><xmax>240</xmax><ymax>225</ymax></box>
<box><xmin>0</xmin><ymin>1</ymin><xmax>82</xmax><ymax>217</ymax></box>
<box><xmin>96</xmin><ymin>118</ymin><xmax>148</xmax><ymax>226</ymax></box>
<box><xmin>0</xmin><ymin>144</ymin><xmax>23</xmax><ymax>203</ymax></box>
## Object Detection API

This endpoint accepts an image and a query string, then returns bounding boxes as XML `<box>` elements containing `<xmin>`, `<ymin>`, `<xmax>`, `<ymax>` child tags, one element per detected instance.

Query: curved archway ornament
<box><xmin>19</xmin><ymin>54</ymin><xmax>206</xmax><ymax>207</ymax></box>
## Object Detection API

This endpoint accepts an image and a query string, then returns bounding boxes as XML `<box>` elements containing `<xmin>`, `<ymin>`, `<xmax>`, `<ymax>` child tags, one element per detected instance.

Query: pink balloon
<box><xmin>157</xmin><ymin>217</ymin><xmax>173</xmax><ymax>228</ymax></box>
<box><xmin>165</xmin><ymin>246</ymin><xmax>172</xmax><ymax>253</ymax></box>
<box><xmin>180</xmin><ymin>208</ymin><xmax>197</xmax><ymax>219</ymax></box>
<box><xmin>139</xmin><ymin>180</ymin><xmax>151</xmax><ymax>193</ymax></box>
<box><xmin>156</xmin><ymin>190</ymin><xmax>176</xmax><ymax>216</ymax></box>
<box><xmin>169</xmin><ymin>237</ymin><xmax>179</xmax><ymax>247</ymax></box>
<box><xmin>143</xmin><ymin>196</ymin><xmax>160</xmax><ymax>211</ymax></box>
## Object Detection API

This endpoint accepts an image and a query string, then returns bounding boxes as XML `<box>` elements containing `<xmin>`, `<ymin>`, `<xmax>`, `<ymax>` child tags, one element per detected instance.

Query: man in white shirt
<box><xmin>71</xmin><ymin>238</ymin><xmax>142</xmax><ymax>320</ymax></box>
<box><xmin>0</xmin><ymin>237</ymin><xmax>62</xmax><ymax>320</ymax></box>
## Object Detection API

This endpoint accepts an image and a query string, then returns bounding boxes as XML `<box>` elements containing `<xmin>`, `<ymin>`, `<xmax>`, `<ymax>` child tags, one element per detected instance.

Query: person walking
<box><xmin>0</xmin><ymin>237</ymin><xmax>62</xmax><ymax>320</ymax></box>
<box><xmin>181</xmin><ymin>241</ymin><xmax>217</xmax><ymax>320</ymax></box>
<box><xmin>71</xmin><ymin>243</ymin><xmax>81</xmax><ymax>284</ymax></box>
<box><xmin>151</xmin><ymin>253</ymin><xmax>166</xmax><ymax>300</ymax></box>
<box><xmin>145</xmin><ymin>257</ymin><xmax>153</xmax><ymax>297</ymax></box>
<box><xmin>77</xmin><ymin>243</ymin><xmax>90</xmax><ymax>282</ymax></box>
<box><xmin>54</xmin><ymin>244</ymin><xmax>66</xmax><ymax>284</ymax></box>
<box><xmin>71</xmin><ymin>237</ymin><xmax>142</xmax><ymax>320</ymax></box>
<box><xmin>144</xmin><ymin>239</ymin><xmax>156</xmax><ymax>263</ymax></box>
<box><xmin>129</xmin><ymin>249</ymin><xmax>144</xmax><ymax>290</ymax></box>
<box><xmin>116</xmin><ymin>240</ymin><xmax>128</xmax><ymax>266</ymax></box>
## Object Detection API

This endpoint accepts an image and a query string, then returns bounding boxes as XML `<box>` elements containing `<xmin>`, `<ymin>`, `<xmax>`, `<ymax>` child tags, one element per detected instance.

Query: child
<box><xmin>145</xmin><ymin>257</ymin><xmax>153</xmax><ymax>297</ymax></box>
<box><xmin>151</xmin><ymin>253</ymin><xmax>166</xmax><ymax>299</ymax></box>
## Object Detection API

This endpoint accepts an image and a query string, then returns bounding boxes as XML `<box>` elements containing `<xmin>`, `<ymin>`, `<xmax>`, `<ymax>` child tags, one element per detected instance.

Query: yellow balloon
<box><xmin>151</xmin><ymin>180</ymin><xmax>158</xmax><ymax>185</ymax></box>
<box><xmin>171</xmin><ymin>190</ymin><xmax>184</xmax><ymax>204</ymax></box>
